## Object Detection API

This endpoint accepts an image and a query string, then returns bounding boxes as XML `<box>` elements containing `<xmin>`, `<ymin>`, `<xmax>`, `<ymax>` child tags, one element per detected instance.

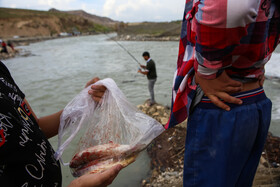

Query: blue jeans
<box><xmin>183</xmin><ymin>87</ymin><xmax>272</xmax><ymax>187</ymax></box>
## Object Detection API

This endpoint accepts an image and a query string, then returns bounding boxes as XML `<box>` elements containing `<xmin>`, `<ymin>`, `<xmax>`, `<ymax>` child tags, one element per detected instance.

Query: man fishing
<box><xmin>138</xmin><ymin>51</ymin><xmax>157</xmax><ymax>106</ymax></box>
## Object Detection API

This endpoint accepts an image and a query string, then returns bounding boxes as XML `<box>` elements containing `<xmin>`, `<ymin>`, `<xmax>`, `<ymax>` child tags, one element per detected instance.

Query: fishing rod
<box><xmin>115</xmin><ymin>40</ymin><xmax>142</xmax><ymax>66</ymax></box>
<box><xmin>103</xmin><ymin>33</ymin><xmax>142</xmax><ymax>68</ymax></box>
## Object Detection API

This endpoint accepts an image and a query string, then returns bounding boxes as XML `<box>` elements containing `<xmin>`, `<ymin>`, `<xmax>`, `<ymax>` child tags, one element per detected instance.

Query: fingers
<box><xmin>227</xmin><ymin>77</ymin><xmax>243</xmax><ymax>87</ymax></box>
<box><xmin>207</xmin><ymin>92</ymin><xmax>243</xmax><ymax>111</ymax></box>
<box><xmin>224</xmin><ymin>86</ymin><xmax>242</xmax><ymax>94</ymax></box>
<box><xmin>223</xmin><ymin>78</ymin><xmax>243</xmax><ymax>93</ymax></box>
<box><xmin>208</xmin><ymin>94</ymin><xmax>231</xmax><ymax>111</ymax></box>
<box><xmin>85</xmin><ymin>77</ymin><xmax>100</xmax><ymax>88</ymax></box>
<box><xmin>88</xmin><ymin>85</ymin><xmax>107</xmax><ymax>102</ymax></box>
<box><xmin>97</xmin><ymin>164</ymin><xmax>123</xmax><ymax>186</ymax></box>
<box><xmin>85</xmin><ymin>77</ymin><xmax>107</xmax><ymax>102</ymax></box>
<box><xmin>70</xmin><ymin>165</ymin><xmax>123</xmax><ymax>187</ymax></box>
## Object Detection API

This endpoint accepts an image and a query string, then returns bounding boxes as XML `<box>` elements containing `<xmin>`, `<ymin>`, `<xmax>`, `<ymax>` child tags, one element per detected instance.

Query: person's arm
<box><xmin>24</xmin><ymin>99</ymin><xmax>62</xmax><ymax>139</ymax></box>
<box><xmin>26</xmin><ymin>77</ymin><xmax>106</xmax><ymax>139</ymax></box>
<box><xmin>138</xmin><ymin>63</ymin><xmax>149</xmax><ymax>75</ymax></box>
<box><xmin>140</xmin><ymin>64</ymin><xmax>146</xmax><ymax>69</ymax></box>
<box><xmin>68</xmin><ymin>164</ymin><xmax>123</xmax><ymax>187</ymax></box>
<box><xmin>138</xmin><ymin>69</ymin><xmax>149</xmax><ymax>75</ymax></box>
<box><xmin>192</xmin><ymin>1</ymin><xmax>259</xmax><ymax>110</ymax></box>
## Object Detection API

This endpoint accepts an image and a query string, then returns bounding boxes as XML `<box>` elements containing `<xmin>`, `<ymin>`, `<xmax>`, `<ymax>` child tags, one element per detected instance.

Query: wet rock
<box><xmin>0</xmin><ymin>46</ymin><xmax>20</xmax><ymax>60</ymax></box>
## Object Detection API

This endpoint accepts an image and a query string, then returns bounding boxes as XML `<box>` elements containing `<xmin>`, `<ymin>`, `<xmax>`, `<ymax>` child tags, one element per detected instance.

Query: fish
<box><xmin>69</xmin><ymin>141</ymin><xmax>140</xmax><ymax>177</ymax></box>
<box><xmin>70</xmin><ymin>142</ymin><xmax>131</xmax><ymax>169</ymax></box>
<box><xmin>71</xmin><ymin>155</ymin><xmax>137</xmax><ymax>177</ymax></box>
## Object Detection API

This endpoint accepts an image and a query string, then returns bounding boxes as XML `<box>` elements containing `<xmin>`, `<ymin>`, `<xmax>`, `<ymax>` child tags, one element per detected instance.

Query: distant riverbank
<box><xmin>0</xmin><ymin>33</ymin><xmax>101</xmax><ymax>60</ymax></box>
<box><xmin>114</xmin><ymin>34</ymin><xmax>180</xmax><ymax>41</ymax></box>
<box><xmin>0</xmin><ymin>32</ymin><xmax>179</xmax><ymax>61</ymax></box>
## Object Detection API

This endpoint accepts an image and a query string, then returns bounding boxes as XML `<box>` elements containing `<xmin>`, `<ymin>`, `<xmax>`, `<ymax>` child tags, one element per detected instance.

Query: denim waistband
<box><xmin>197</xmin><ymin>87</ymin><xmax>267</xmax><ymax>109</ymax></box>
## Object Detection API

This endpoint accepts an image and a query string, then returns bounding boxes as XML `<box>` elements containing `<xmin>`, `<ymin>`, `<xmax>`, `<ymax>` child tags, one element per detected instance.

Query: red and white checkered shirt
<box><xmin>165</xmin><ymin>0</ymin><xmax>280</xmax><ymax>129</ymax></box>
<box><xmin>191</xmin><ymin>0</ymin><xmax>280</xmax><ymax>80</ymax></box>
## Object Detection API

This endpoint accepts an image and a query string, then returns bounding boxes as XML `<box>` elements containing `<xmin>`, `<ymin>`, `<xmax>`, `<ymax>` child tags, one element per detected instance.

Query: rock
<box><xmin>137</xmin><ymin>105</ymin><xmax>143</xmax><ymax>110</ymax></box>
<box><xmin>0</xmin><ymin>46</ymin><xmax>20</xmax><ymax>60</ymax></box>
<box><xmin>160</xmin><ymin>117</ymin><xmax>169</xmax><ymax>125</ymax></box>
<box><xmin>148</xmin><ymin>107</ymin><xmax>157</xmax><ymax>115</ymax></box>
<box><xmin>156</xmin><ymin>105</ymin><xmax>164</xmax><ymax>110</ymax></box>
<box><xmin>153</xmin><ymin>112</ymin><xmax>160</xmax><ymax>117</ymax></box>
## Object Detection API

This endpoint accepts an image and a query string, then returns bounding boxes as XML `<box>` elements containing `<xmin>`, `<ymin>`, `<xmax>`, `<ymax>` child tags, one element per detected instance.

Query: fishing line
<box><xmin>103</xmin><ymin>33</ymin><xmax>142</xmax><ymax>68</ymax></box>
<box><xmin>102</xmin><ymin>33</ymin><xmax>146</xmax><ymax>83</ymax></box>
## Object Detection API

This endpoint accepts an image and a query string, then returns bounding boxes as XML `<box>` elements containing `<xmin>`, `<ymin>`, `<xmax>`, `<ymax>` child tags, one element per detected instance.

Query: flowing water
<box><xmin>3</xmin><ymin>34</ymin><xmax>280</xmax><ymax>186</ymax></box>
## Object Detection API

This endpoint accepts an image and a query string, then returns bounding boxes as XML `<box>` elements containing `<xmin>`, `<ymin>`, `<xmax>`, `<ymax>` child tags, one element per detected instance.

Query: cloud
<box><xmin>0</xmin><ymin>0</ymin><xmax>77</xmax><ymax>10</ymax></box>
<box><xmin>102</xmin><ymin>0</ymin><xmax>185</xmax><ymax>22</ymax></box>
<box><xmin>37</xmin><ymin>0</ymin><xmax>76</xmax><ymax>9</ymax></box>
<box><xmin>0</xmin><ymin>0</ymin><xmax>185</xmax><ymax>22</ymax></box>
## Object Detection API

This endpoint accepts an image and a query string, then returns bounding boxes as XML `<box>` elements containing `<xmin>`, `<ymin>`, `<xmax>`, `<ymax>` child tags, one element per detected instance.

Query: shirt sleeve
<box><xmin>0</xmin><ymin>61</ymin><xmax>25</xmax><ymax>99</ymax></box>
<box><xmin>193</xmin><ymin>0</ymin><xmax>258</xmax><ymax>79</ymax></box>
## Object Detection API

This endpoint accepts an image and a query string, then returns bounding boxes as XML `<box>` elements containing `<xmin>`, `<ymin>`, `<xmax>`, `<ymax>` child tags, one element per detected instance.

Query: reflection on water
<box><xmin>3</xmin><ymin>34</ymin><xmax>280</xmax><ymax>186</ymax></box>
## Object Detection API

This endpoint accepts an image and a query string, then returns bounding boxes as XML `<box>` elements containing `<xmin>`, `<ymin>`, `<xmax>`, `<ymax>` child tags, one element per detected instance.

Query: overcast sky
<box><xmin>0</xmin><ymin>0</ymin><xmax>186</xmax><ymax>22</ymax></box>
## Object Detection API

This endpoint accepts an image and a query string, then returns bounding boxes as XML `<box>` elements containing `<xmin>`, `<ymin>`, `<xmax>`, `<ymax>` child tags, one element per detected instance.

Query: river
<box><xmin>3</xmin><ymin>34</ymin><xmax>280</xmax><ymax>186</ymax></box>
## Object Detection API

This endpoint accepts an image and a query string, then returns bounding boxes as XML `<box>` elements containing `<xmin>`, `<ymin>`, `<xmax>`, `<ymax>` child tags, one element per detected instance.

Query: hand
<box><xmin>137</xmin><ymin>69</ymin><xmax>141</xmax><ymax>73</ymax></box>
<box><xmin>195</xmin><ymin>71</ymin><xmax>243</xmax><ymax>111</ymax></box>
<box><xmin>140</xmin><ymin>65</ymin><xmax>146</xmax><ymax>69</ymax></box>
<box><xmin>68</xmin><ymin>164</ymin><xmax>123</xmax><ymax>187</ymax></box>
<box><xmin>85</xmin><ymin>77</ymin><xmax>107</xmax><ymax>102</ymax></box>
<box><xmin>85</xmin><ymin>77</ymin><xmax>100</xmax><ymax>88</ymax></box>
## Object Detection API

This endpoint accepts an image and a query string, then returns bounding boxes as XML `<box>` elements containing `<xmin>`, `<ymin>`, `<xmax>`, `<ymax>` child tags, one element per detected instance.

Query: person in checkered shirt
<box><xmin>167</xmin><ymin>0</ymin><xmax>280</xmax><ymax>186</ymax></box>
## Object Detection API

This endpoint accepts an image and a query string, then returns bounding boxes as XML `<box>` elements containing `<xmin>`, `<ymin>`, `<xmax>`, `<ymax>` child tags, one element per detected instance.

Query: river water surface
<box><xmin>3</xmin><ymin>34</ymin><xmax>280</xmax><ymax>186</ymax></box>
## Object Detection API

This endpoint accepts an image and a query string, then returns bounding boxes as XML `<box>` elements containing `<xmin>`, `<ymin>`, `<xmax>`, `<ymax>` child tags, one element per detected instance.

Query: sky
<box><xmin>0</xmin><ymin>0</ymin><xmax>186</xmax><ymax>22</ymax></box>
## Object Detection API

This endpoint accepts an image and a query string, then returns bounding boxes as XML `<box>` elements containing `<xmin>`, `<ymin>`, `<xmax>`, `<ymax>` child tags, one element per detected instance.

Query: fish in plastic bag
<box><xmin>54</xmin><ymin>78</ymin><xmax>165</xmax><ymax>177</ymax></box>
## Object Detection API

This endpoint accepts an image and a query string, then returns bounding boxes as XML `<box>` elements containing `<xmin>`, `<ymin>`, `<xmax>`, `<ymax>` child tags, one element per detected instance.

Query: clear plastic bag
<box><xmin>54</xmin><ymin>78</ymin><xmax>164</xmax><ymax>177</ymax></box>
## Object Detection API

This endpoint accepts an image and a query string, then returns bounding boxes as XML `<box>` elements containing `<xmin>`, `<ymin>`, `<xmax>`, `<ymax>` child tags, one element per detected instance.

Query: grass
<box><xmin>0</xmin><ymin>8</ymin><xmax>51</xmax><ymax>18</ymax></box>
<box><xmin>0</xmin><ymin>7</ymin><xmax>82</xmax><ymax>20</ymax></box>
<box><xmin>0</xmin><ymin>7</ymin><xmax>113</xmax><ymax>35</ymax></box>
<box><xmin>118</xmin><ymin>21</ymin><xmax>182</xmax><ymax>37</ymax></box>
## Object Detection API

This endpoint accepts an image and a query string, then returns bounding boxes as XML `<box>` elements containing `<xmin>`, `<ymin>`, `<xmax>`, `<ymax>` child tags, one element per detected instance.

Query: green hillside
<box><xmin>0</xmin><ymin>8</ymin><xmax>114</xmax><ymax>38</ymax></box>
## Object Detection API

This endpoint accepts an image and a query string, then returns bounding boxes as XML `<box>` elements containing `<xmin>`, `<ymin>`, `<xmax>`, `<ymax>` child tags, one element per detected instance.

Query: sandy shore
<box><xmin>137</xmin><ymin>101</ymin><xmax>280</xmax><ymax>187</ymax></box>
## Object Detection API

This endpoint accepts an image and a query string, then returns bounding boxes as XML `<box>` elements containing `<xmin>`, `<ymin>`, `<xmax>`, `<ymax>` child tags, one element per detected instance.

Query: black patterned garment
<box><xmin>0</xmin><ymin>61</ymin><xmax>62</xmax><ymax>186</ymax></box>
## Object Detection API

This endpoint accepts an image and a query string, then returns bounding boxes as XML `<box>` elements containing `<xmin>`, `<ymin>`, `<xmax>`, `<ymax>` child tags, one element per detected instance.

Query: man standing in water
<box><xmin>138</xmin><ymin>51</ymin><xmax>157</xmax><ymax>106</ymax></box>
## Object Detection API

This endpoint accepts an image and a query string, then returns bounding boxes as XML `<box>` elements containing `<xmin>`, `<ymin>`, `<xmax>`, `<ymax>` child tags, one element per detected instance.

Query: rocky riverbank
<box><xmin>137</xmin><ymin>101</ymin><xmax>280</xmax><ymax>187</ymax></box>
<box><xmin>113</xmin><ymin>34</ymin><xmax>180</xmax><ymax>41</ymax></box>
<box><xmin>0</xmin><ymin>46</ymin><xmax>20</xmax><ymax>60</ymax></box>
<box><xmin>0</xmin><ymin>34</ymin><xmax>96</xmax><ymax>60</ymax></box>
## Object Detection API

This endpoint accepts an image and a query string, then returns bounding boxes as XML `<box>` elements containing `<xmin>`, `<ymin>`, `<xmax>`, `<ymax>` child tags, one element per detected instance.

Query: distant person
<box><xmin>138</xmin><ymin>51</ymin><xmax>157</xmax><ymax>106</ymax></box>
<box><xmin>7</xmin><ymin>41</ymin><xmax>14</xmax><ymax>51</ymax></box>
<box><xmin>0</xmin><ymin>61</ymin><xmax>123</xmax><ymax>186</ymax></box>
<box><xmin>0</xmin><ymin>41</ymin><xmax>8</xmax><ymax>54</ymax></box>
